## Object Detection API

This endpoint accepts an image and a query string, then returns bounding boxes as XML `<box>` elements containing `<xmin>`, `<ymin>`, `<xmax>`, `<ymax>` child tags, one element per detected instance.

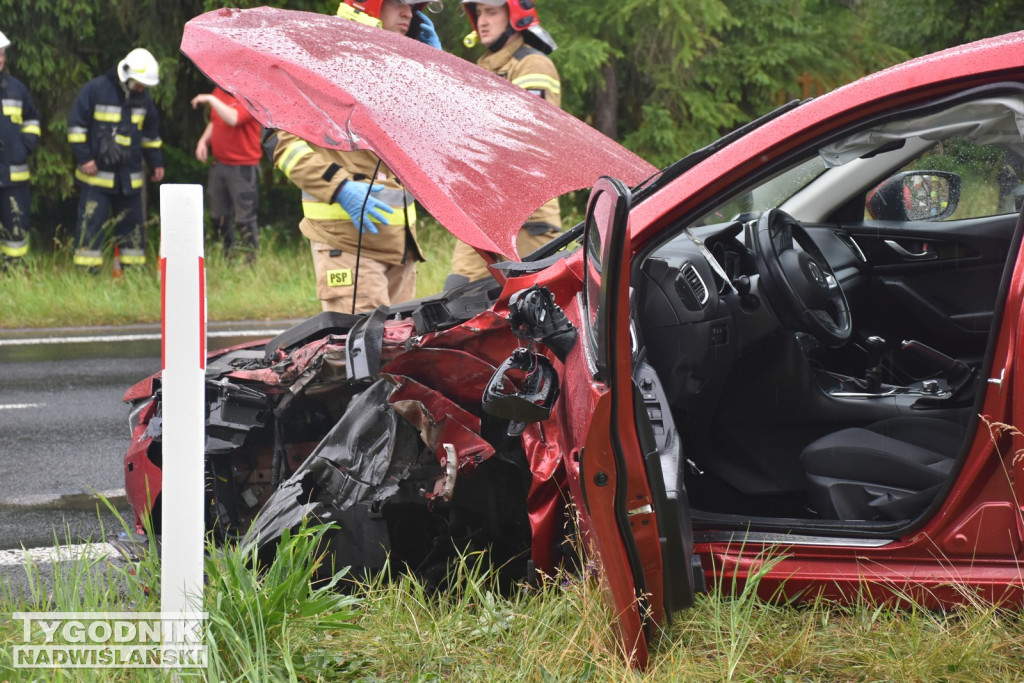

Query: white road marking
<box><xmin>0</xmin><ymin>488</ymin><xmax>127</xmax><ymax>508</ymax></box>
<box><xmin>0</xmin><ymin>403</ymin><xmax>45</xmax><ymax>410</ymax></box>
<box><xmin>0</xmin><ymin>542</ymin><xmax>120</xmax><ymax>568</ymax></box>
<box><xmin>0</xmin><ymin>493</ymin><xmax>65</xmax><ymax>507</ymax></box>
<box><xmin>0</xmin><ymin>329</ymin><xmax>281</xmax><ymax>347</ymax></box>
<box><xmin>93</xmin><ymin>487</ymin><xmax>128</xmax><ymax>501</ymax></box>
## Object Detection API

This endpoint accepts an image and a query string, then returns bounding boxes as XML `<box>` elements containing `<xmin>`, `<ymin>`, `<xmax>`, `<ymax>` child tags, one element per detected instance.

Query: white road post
<box><xmin>159</xmin><ymin>185</ymin><xmax>207</xmax><ymax>655</ymax></box>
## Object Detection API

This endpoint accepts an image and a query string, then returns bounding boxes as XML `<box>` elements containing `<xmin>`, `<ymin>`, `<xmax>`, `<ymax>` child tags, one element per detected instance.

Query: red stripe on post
<box><xmin>199</xmin><ymin>256</ymin><xmax>206</xmax><ymax>370</ymax></box>
<box><xmin>160</xmin><ymin>257</ymin><xmax>167</xmax><ymax>370</ymax></box>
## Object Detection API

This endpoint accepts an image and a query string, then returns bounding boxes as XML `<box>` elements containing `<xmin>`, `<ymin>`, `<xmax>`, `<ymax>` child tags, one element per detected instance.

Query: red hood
<box><xmin>181</xmin><ymin>7</ymin><xmax>657</xmax><ymax>259</ymax></box>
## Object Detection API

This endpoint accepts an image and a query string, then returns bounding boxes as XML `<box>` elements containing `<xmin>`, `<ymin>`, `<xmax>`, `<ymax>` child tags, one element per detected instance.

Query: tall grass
<box><xmin>0</xmin><ymin>218</ymin><xmax>457</xmax><ymax>329</ymax></box>
<box><xmin>203</xmin><ymin>522</ymin><xmax>360</xmax><ymax>681</ymax></box>
<box><xmin>4</xmin><ymin>512</ymin><xmax>1024</xmax><ymax>681</ymax></box>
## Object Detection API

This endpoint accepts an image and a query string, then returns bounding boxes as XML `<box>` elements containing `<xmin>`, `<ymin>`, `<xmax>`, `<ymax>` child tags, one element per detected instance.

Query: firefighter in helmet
<box><xmin>271</xmin><ymin>0</ymin><xmax>441</xmax><ymax>314</ymax></box>
<box><xmin>445</xmin><ymin>0</ymin><xmax>562</xmax><ymax>290</ymax></box>
<box><xmin>67</xmin><ymin>47</ymin><xmax>164</xmax><ymax>271</ymax></box>
<box><xmin>0</xmin><ymin>31</ymin><xmax>40</xmax><ymax>272</ymax></box>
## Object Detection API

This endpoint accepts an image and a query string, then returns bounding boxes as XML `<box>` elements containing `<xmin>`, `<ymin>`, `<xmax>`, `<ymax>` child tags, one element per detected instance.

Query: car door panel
<box><xmin>572</xmin><ymin>177</ymin><xmax>698</xmax><ymax>668</ymax></box>
<box><xmin>844</xmin><ymin>213</ymin><xmax>1017</xmax><ymax>364</ymax></box>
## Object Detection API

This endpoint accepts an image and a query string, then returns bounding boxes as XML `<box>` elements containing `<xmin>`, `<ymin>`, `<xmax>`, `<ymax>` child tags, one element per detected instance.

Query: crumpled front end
<box><xmin>123</xmin><ymin>274</ymin><xmax>582</xmax><ymax>585</ymax></box>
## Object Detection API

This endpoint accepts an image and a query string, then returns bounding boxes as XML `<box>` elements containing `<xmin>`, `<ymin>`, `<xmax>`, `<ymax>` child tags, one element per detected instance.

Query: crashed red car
<box><xmin>124</xmin><ymin>8</ymin><xmax>1024</xmax><ymax>667</ymax></box>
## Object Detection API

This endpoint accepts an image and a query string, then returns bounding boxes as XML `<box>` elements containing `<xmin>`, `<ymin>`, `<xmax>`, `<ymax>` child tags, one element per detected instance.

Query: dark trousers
<box><xmin>75</xmin><ymin>185</ymin><xmax>144</xmax><ymax>253</ymax></box>
<box><xmin>208</xmin><ymin>162</ymin><xmax>259</xmax><ymax>258</ymax></box>
<box><xmin>0</xmin><ymin>184</ymin><xmax>30</xmax><ymax>257</ymax></box>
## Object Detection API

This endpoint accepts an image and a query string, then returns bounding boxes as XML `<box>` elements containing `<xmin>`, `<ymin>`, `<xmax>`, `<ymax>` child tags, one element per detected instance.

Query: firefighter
<box><xmin>446</xmin><ymin>0</ymin><xmax>562</xmax><ymax>290</ymax></box>
<box><xmin>67</xmin><ymin>47</ymin><xmax>164</xmax><ymax>271</ymax></box>
<box><xmin>0</xmin><ymin>31</ymin><xmax>41</xmax><ymax>271</ymax></box>
<box><xmin>270</xmin><ymin>0</ymin><xmax>441</xmax><ymax>314</ymax></box>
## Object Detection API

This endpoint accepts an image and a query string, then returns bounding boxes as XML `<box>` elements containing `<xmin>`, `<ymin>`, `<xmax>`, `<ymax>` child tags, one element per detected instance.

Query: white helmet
<box><xmin>0</xmin><ymin>32</ymin><xmax>10</xmax><ymax>50</ymax></box>
<box><xmin>118</xmin><ymin>47</ymin><xmax>159</xmax><ymax>87</ymax></box>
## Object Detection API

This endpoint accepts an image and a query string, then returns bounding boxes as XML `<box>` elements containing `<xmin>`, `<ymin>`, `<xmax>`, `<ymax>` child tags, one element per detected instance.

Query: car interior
<box><xmin>633</xmin><ymin>86</ymin><xmax>1024</xmax><ymax>535</ymax></box>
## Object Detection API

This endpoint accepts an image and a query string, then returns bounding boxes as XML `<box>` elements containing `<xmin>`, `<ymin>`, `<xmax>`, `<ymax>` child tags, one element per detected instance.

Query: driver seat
<box><xmin>800</xmin><ymin>416</ymin><xmax>965</xmax><ymax>520</ymax></box>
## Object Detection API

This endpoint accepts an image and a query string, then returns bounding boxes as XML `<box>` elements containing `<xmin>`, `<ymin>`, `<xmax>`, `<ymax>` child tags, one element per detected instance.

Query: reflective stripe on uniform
<box><xmin>21</xmin><ymin>119</ymin><xmax>40</xmax><ymax>136</ymax></box>
<box><xmin>129</xmin><ymin>172</ymin><xmax>144</xmax><ymax>189</ymax></box>
<box><xmin>75</xmin><ymin>168</ymin><xmax>116</xmax><ymax>188</ymax></box>
<box><xmin>120</xmin><ymin>249</ymin><xmax>146</xmax><ymax>265</ymax></box>
<box><xmin>8</xmin><ymin>164</ymin><xmax>29</xmax><ymax>182</ymax></box>
<box><xmin>74</xmin><ymin>249</ymin><xmax>103</xmax><ymax>266</ymax></box>
<box><xmin>302</xmin><ymin>199</ymin><xmax>417</xmax><ymax>226</ymax></box>
<box><xmin>115</xmin><ymin>134</ymin><xmax>132</xmax><ymax>147</ymax></box>
<box><xmin>511</xmin><ymin>73</ymin><xmax>561</xmax><ymax>96</ymax></box>
<box><xmin>130</xmin><ymin>108</ymin><xmax>146</xmax><ymax>128</ymax></box>
<box><xmin>93</xmin><ymin>104</ymin><xmax>122</xmax><ymax>122</ymax></box>
<box><xmin>68</xmin><ymin>126</ymin><xmax>88</xmax><ymax>143</ymax></box>
<box><xmin>2</xmin><ymin>99</ymin><xmax>23</xmax><ymax>124</ymax></box>
<box><xmin>276</xmin><ymin>140</ymin><xmax>314</xmax><ymax>177</ymax></box>
<box><xmin>370</xmin><ymin>188</ymin><xmax>415</xmax><ymax>206</ymax></box>
<box><xmin>141</xmin><ymin>137</ymin><xmax>162</xmax><ymax>149</ymax></box>
<box><xmin>1</xmin><ymin>239</ymin><xmax>28</xmax><ymax>258</ymax></box>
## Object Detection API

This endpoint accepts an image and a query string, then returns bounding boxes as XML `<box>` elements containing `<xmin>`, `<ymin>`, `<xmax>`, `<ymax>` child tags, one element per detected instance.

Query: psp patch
<box><xmin>326</xmin><ymin>268</ymin><xmax>354</xmax><ymax>287</ymax></box>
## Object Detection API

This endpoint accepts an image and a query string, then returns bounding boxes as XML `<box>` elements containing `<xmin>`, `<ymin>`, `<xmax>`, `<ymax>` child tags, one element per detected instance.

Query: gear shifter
<box><xmin>863</xmin><ymin>335</ymin><xmax>886</xmax><ymax>393</ymax></box>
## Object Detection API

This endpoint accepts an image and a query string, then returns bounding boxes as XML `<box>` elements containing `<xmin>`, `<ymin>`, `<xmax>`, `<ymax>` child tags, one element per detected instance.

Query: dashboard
<box><xmin>634</xmin><ymin>215</ymin><xmax>867</xmax><ymax>411</ymax></box>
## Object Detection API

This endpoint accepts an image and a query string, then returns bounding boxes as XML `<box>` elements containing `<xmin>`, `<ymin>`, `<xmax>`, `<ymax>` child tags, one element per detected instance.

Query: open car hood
<box><xmin>181</xmin><ymin>7</ymin><xmax>657</xmax><ymax>259</ymax></box>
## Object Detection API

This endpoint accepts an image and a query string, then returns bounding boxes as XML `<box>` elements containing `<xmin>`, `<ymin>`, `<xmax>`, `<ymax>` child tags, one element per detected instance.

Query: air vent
<box><xmin>833</xmin><ymin>230</ymin><xmax>867</xmax><ymax>262</ymax></box>
<box><xmin>674</xmin><ymin>262</ymin><xmax>709</xmax><ymax>311</ymax></box>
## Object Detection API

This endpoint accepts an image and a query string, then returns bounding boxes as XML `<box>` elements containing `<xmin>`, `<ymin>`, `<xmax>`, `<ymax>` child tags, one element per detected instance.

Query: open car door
<box><xmin>577</xmin><ymin>178</ymin><xmax>697</xmax><ymax>667</ymax></box>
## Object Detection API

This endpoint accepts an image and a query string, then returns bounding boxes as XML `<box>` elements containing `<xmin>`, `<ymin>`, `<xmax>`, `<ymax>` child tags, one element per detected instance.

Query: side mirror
<box><xmin>866</xmin><ymin>171</ymin><xmax>961</xmax><ymax>221</ymax></box>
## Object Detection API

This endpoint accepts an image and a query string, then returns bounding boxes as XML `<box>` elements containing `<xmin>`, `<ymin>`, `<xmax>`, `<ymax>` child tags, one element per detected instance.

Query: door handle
<box><xmin>884</xmin><ymin>239</ymin><xmax>937</xmax><ymax>260</ymax></box>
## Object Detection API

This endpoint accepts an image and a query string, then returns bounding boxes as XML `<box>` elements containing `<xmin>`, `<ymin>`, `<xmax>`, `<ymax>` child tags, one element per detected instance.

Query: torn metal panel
<box><xmin>383</xmin><ymin>348</ymin><xmax>498</xmax><ymax>411</ymax></box>
<box><xmin>388</xmin><ymin>374</ymin><xmax>495</xmax><ymax>473</ymax></box>
<box><xmin>244</xmin><ymin>378</ymin><xmax>422</xmax><ymax>554</ymax></box>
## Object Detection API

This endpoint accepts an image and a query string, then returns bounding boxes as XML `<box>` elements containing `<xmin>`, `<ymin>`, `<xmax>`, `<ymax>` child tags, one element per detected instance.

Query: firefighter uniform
<box><xmin>67</xmin><ymin>70</ymin><xmax>163</xmax><ymax>268</ymax></box>
<box><xmin>0</xmin><ymin>69</ymin><xmax>40</xmax><ymax>265</ymax></box>
<box><xmin>273</xmin><ymin>130</ymin><xmax>423</xmax><ymax>314</ymax></box>
<box><xmin>450</xmin><ymin>32</ymin><xmax>564</xmax><ymax>282</ymax></box>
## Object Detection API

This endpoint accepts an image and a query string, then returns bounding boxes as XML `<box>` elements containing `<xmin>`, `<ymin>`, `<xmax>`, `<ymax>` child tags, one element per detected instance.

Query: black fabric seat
<box><xmin>800</xmin><ymin>416</ymin><xmax>964</xmax><ymax>520</ymax></box>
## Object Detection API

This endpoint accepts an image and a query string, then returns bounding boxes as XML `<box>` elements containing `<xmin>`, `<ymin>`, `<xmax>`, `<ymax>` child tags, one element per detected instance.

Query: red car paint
<box><xmin>182</xmin><ymin>7</ymin><xmax>656</xmax><ymax>261</ymax></box>
<box><xmin>125</xmin><ymin>13</ymin><xmax>1024</xmax><ymax>669</ymax></box>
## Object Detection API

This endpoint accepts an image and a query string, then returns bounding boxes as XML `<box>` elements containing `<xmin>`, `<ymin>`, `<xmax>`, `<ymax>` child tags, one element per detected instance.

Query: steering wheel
<box><xmin>755</xmin><ymin>209</ymin><xmax>851</xmax><ymax>346</ymax></box>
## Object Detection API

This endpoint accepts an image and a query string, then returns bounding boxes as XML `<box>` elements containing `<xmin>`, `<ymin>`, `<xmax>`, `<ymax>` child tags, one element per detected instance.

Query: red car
<box><xmin>124</xmin><ymin>9</ymin><xmax>1024</xmax><ymax>667</ymax></box>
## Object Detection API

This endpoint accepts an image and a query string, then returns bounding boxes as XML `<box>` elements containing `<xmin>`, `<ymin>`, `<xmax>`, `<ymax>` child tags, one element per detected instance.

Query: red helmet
<box><xmin>462</xmin><ymin>0</ymin><xmax>557</xmax><ymax>54</ymax></box>
<box><xmin>342</xmin><ymin>0</ymin><xmax>427</xmax><ymax>19</ymax></box>
<box><xmin>339</xmin><ymin>0</ymin><xmax>437</xmax><ymax>40</ymax></box>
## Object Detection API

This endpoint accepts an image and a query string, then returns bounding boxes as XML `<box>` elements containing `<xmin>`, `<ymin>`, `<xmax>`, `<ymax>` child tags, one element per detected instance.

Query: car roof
<box><xmin>182</xmin><ymin>7</ymin><xmax>657</xmax><ymax>260</ymax></box>
<box><xmin>630</xmin><ymin>31</ymin><xmax>1024</xmax><ymax>235</ymax></box>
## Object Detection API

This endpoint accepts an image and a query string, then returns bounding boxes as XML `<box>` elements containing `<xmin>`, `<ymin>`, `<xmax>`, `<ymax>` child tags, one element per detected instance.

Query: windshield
<box><xmin>693</xmin><ymin>156</ymin><xmax>828</xmax><ymax>226</ymax></box>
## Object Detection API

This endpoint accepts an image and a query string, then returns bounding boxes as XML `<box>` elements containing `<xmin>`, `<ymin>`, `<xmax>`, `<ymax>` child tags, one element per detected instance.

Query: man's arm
<box><xmin>273</xmin><ymin>130</ymin><xmax>350</xmax><ymax>202</ymax></box>
<box><xmin>20</xmin><ymin>85</ymin><xmax>41</xmax><ymax>154</ymax></box>
<box><xmin>191</xmin><ymin>92</ymin><xmax>239</xmax><ymax>126</ymax></box>
<box><xmin>195</xmin><ymin>122</ymin><xmax>214</xmax><ymax>163</ymax></box>
<box><xmin>141</xmin><ymin>97</ymin><xmax>164</xmax><ymax>181</ymax></box>
<box><xmin>511</xmin><ymin>54</ymin><xmax>562</xmax><ymax>109</ymax></box>
<box><xmin>66</xmin><ymin>83</ymin><xmax>94</xmax><ymax>169</ymax></box>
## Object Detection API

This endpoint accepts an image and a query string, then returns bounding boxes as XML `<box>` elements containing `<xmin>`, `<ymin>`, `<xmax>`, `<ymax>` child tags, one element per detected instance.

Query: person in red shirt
<box><xmin>191</xmin><ymin>87</ymin><xmax>263</xmax><ymax>261</ymax></box>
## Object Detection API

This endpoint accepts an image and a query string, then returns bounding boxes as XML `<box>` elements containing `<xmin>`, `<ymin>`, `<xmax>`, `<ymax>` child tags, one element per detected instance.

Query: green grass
<box><xmin>6</xmin><ymin>213</ymin><xmax>1023</xmax><ymax>679</ymax></box>
<box><xmin>0</xmin><ymin>219</ymin><xmax>457</xmax><ymax>329</ymax></box>
<box><xmin>3</xmin><ymin>510</ymin><xmax>1024</xmax><ymax>681</ymax></box>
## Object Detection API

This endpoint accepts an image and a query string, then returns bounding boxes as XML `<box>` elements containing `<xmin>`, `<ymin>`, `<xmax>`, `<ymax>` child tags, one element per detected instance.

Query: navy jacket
<box><xmin>67</xmin><ymin>69</ymin><xmax>163</xmax><ymax>195</ymax></box>
<box><xmin>0</xmin><ymin>71</ymin><xmax>40</xmax><ymax>187</ymax></box>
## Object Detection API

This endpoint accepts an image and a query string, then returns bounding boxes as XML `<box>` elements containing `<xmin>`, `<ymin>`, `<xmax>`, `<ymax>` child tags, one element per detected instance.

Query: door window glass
<box><xmin>880</xmin><ymin>138</ymin><xmax>1024</xmax><ymax>220</ymax></box>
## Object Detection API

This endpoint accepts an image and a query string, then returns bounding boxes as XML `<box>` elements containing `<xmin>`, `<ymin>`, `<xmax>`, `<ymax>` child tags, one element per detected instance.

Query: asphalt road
<box><xmin>0</xmin><ymin>322</ymin><xmax>293</xmax><ymax>552</ymax></box>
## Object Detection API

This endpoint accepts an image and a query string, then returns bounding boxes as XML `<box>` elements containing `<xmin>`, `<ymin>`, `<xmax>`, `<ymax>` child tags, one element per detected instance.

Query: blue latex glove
<box><xmin>415</xmin><ymin>11</ymin><xmax>442</xmax><ymax>50</ymax></box>
<box><xmin>335</xmin><ymin>180</ymin><xmax>394</xmax><ymax>234</ymax></box>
